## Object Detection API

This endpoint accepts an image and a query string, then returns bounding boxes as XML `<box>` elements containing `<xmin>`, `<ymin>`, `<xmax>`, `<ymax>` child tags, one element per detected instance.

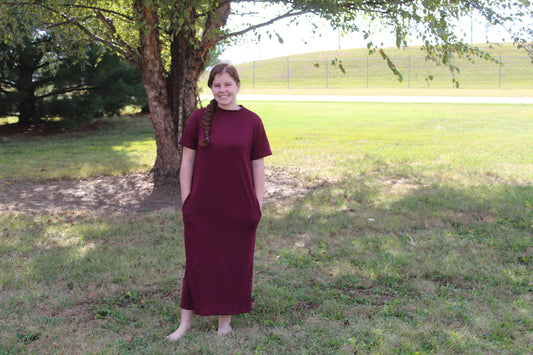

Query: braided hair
<box><xmin>200</xmin><ymin>63</ymin><xmax>241</xmax><ymax>147</ymax></box>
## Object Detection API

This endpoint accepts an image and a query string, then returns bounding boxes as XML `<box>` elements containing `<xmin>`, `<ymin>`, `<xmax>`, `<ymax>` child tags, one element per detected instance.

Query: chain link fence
<box><xmin>234</xmin><ymin>56</ymin><xmax>532</xmax><ymax>89</ymax></box>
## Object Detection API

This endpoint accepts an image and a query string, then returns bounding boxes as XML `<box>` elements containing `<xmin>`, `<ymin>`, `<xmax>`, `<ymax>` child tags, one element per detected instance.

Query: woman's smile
<box><xmin>211</xmin><ymin>72</ymin><xmax>240</xmax><ymax>110</ymax></box>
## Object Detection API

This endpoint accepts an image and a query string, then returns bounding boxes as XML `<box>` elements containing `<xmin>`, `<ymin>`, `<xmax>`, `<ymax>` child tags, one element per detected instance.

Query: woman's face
<box><xmin>210</xmin><ymin>72</ymin><xmax>240</xmax><ymax>110</ymax></box>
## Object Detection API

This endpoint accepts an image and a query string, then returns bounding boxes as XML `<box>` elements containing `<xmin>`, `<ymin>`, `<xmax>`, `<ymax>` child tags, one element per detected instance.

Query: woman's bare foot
<box><xmin>217</xmin><ymin>323</ymin><xmax>232</xmax><ymax>335</ymax></box>
<box><xmin>166</xmin><ymin>325</ymin><xmax>190</xmax><ymax>342</ymax></box>
<box><xmin>167</xmin><ymin>309</ymin><xmax>194</xmax><ymax>342</ymax></box>
<box><xmin>218</xmin><ymin>315</ymin><xmax>232</xmax><ymax>335</ymax></box>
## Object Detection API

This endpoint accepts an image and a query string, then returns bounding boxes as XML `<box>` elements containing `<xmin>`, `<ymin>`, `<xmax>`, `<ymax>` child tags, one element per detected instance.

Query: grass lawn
<box><xmin>200</xmin><ymin>43</ymin><xmax>533</xmax><ymax>92</ymax></box>
<box><xmin>1</xmin><ymin>102</ymin><xmax>532</xmax><ymax>354</ymax></box>
<box><xmin>0</xmin><ymin>116</ymin><xmax>156</xmax><ymax>181</ymax></box>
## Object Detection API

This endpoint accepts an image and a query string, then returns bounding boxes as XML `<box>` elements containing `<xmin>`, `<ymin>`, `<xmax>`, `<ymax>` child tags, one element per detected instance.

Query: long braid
<box><xmin>200</xmin><ymin>99</ymin><xmax>217</xmax><ymax>147</ymax></box>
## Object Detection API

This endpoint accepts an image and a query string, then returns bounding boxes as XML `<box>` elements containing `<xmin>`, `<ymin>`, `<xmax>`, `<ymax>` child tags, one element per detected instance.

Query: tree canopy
<box><xmin>0</xmin><ymin>35</ymin><xmax>145</xmax><ymax>127</ymax></box>
<box><xmin>1</xmin><ymin>0</ymin><xmax>531</xmax><ymax>182</ymax></box>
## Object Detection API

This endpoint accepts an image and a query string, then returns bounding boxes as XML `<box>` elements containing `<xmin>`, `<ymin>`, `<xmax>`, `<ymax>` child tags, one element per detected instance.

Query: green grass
<box><xmin>252</xmin><ymin>101</ymin><xmax>533</xmax><ymax>183</ymax></box>
<box><xmin>1</xmin><ymin>102</ymin><xmax>532</xmax><ymax>354</ymax></box>
<box><xmin>0</xmin><ymin>115</ymin><xmax>155</xmax><ymax>181</ymax></box>
<box><xmin>200</xmin><ymin>43</ymin><xmax>533</xmax><ymax>92</ymax></box>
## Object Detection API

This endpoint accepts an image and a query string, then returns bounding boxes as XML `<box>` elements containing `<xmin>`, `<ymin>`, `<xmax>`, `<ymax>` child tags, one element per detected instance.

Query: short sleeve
<box><xmin>179</xmin><ymin>109</ymin><xmax>203</xmax><ymax>150</ymax></box>
<box><xmin>251</xmin><ymin>118</ymin><xmax>272</xmax><ymax>160</ymax></box>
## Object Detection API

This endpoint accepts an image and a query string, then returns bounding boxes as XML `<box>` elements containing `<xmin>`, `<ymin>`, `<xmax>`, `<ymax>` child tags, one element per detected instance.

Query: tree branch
<box><xmin>0</xmin><ymin>80</ymin><xmax>16</xmax><ymax>88</ymax></box>
<box><xmin>9</xmin><ymin>2</ymin><xmax>140</xmax><ymax>67</ymax></box>
<box><xmin>45</xmin><ymin>17</ymin><xmax>92</xmax><ymax>29</ymax></box>
<box><xmin>36</xmin><ymin>85</ymin><xmax>93</xmax><ymax>99</ymax></box>
<box><xmin>34</xmin><ymin>75</ymin><xmax>57</xmax><ymax>88</ymax></box>
<box><xmin>199</xmin><ymin>0</ymin><xmax>232</xmax><ymax>56</ymax></box>
<box><xmin>71</xmin><ymin>21</ymin><xmax>139</xmax><ymax>64</ymax></box>
<box><xmin>64</xmin><ymin>4</ymin><xmax>134</xmax><ymax>22</ymax></box>
<box><xmin>45</xmin><ymin>15</ymin><xmax>140</xmax><ymax>66</ymax></box>
<box><xmin>94</xmin><ymin>9</ymin><xmax>136</xmax><ymax>61</ymax></box>
<box><xmin>223</xmin><ymin>9</ymin><xmax>306</xmax><ymax>40</ymax></box>
<box><xmin>0</xmin><ymin>1</ymin><xmax>134</xmax><ymax>22</ymax></box>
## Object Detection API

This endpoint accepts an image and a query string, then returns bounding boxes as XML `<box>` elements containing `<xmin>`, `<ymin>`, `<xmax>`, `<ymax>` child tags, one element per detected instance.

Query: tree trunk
<box><xmin>132</xmin><ymin>1</ymin><xmax>228</xmax><ymax>185</ymax></box>
<box><xmin>17</xmin><ymin>88</ymin><xmax>38</xmax><ymax>127</ymax></box>
<box><xmin>168</xmin><ymin>29</ymin><xmax>208</xmax><ymax>157</ymax></box>
<box><xmin>134</xmin><ymin>1</ymin><xmax>180</xmax><ymax>186</ymax></box>
<box><xmin>16</xmin><ymin>44</ymin><xmax>42</xmax><ymax>127</ymax></box>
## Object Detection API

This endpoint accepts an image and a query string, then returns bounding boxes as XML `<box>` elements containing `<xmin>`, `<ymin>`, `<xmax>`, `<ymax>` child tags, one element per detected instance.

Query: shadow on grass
<box><xmin>0</xmin><ymin>174</ymin><xmax>180</xmax><ymax>215</ymax></box>
<box><xmin>1</xmin><ymin>170</ymin><xmax>532</xmax><ymax>353</ymax></box>
<box><xmin>0</xmin><ymin>210</ymin><xmax>187</xmax><ymax>353</ymax></box>
<box><xmin>256</xmin><ymin>171</ymin><xmax>532</xmax><ymax>289</ymax></box>
<box><xmin>244</xmin><ymin>172</ymin><xmax>532</xmax><ymax>352</ymax></box>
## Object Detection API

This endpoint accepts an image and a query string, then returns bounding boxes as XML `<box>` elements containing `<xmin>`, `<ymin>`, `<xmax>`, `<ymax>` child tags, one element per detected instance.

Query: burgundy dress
<box><xmin>178</xmin><ymin>105</ymin><xmax>272</xmax><ymax>316</ymax></box>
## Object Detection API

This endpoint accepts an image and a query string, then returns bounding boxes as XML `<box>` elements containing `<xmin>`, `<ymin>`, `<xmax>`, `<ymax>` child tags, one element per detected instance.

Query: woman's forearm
<box><xmin>251</xmin><ymin>158</ymin><xmax>265</xmax><ymax>209</ymax></box>
<box><xmin>180</xmin><ymin>147</ymin><xmax>196</xmax><ymax>203</ymax></box>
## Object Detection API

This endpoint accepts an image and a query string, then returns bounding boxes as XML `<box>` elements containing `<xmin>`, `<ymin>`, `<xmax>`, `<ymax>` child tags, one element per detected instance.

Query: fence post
<box><xmin>452</xmin><ymin>55</ymin><xmax>455</xmax><ymax>88</ymax></box>
<box><xmin>325</xmin><ymin>59</ymin><xmax>328</xmax><ymax>88</ymax></box>
<box><xmin>252</xmin><ymin>61</ymin><xmax>256</xmax><ymax>89</ymax></box>
<box><xmin>366</xmin><ymin>57</ymin><xmax>369</xmax><ymax>88</ymax></box>
<box><xmin>498</xmin><ymin>55</ymin><xmax>502</xmax><ymax>89</ymax></box>
<box><xmin>408</xmin><ymin>57</ymin><xmax>411</xmax><ymax>88</ymax></box>
<box><xmin>287</xmin><ymin>57</ymin><xmax>290</xmax><ymax>89</ymax></box>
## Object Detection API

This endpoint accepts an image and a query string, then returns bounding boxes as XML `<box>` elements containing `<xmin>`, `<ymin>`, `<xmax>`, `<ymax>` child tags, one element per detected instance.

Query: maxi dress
<box><xmin>178</xmin><ymin>105</ymin><xmax>272</xmax><ymax>316</ymax></box>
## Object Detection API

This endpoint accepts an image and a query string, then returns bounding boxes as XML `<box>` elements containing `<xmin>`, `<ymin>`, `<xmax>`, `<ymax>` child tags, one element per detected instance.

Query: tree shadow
<box><xmin>253</xmin><ymin>169</ymin><xmax>532</xmax><ymax>322</ymax></box>
<box><xmin>2</xmin><ymin>166</ymin><xmax>531</xmax><ymax>352</ymax></box>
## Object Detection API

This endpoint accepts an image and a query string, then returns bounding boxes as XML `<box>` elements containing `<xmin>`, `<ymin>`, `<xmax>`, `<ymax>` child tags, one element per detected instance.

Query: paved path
<box><xmin>201</xmin><ymin>94</ymin><xmax>533</xmax><ymax>104</ymax></box>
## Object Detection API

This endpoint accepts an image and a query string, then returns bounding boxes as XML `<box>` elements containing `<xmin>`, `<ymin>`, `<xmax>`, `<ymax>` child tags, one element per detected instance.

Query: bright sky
<box><xmin>219</xmin><ymin>8</ymin><xmax>515</xmax><ymax>64</ymax></box>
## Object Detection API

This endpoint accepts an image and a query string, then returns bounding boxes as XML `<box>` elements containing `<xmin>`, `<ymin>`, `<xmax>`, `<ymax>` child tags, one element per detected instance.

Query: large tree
<box><xmin>1</xmin><ymin>1</ymin><xmax>531</xmax><ymax>183</ymax></box>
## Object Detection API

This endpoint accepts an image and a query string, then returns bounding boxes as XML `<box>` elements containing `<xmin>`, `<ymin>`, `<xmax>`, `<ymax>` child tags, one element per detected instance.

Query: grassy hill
<box><xmin>200</xmin><ymin>43</ymin><xmax>533</xmax><ymax>93</ymax></box>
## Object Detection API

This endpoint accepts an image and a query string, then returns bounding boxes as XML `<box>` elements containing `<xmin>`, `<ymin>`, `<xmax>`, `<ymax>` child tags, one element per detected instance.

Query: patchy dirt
<box><xmin>0</xmin><ymin>167</ymin><xmax>321</xmax><ymax>216</ymax></box>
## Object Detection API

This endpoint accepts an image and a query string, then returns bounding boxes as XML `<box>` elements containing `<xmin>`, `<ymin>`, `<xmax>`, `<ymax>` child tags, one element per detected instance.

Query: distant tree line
<box><xmin>0</xmin><ymin>18</ymin><xmax>146</xmax><ymax>128</ymax></box>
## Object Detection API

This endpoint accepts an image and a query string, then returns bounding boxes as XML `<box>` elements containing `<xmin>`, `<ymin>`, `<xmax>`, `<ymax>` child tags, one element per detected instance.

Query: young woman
<box><xmin>167</xmin><ymin>63</ymin><xmax>271</xmax><ymax>341</ymax></box>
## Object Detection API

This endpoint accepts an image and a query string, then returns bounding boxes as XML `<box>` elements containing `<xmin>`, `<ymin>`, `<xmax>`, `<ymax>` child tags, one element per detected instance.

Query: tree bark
<box><xmin>16</xmin><ymin>43</ymin><xmax>43</xmax><ymax>126</ymax></box>
<box><xmin>132</xmin><ymin>1</ymin><xmax>231</xmax><ymax>185</ymax></box>
<box><xmin>168</xmin><ymin>29</ymin><xmax>207</xmax><ymax>157</ymax></box>
<box><xmin>17</xmin><ymin>84</ymin><xmax>38</xmax><ymax>127</ymax></box>
<box><xmin>166</xmin><ymin>1</ymin><xmax>231</xmax><ymax>155</ymax></box>
<box><xmin>134</xmin><ymin>1</ymin><xmax>180</xmax><ymax>185</ymax></box>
